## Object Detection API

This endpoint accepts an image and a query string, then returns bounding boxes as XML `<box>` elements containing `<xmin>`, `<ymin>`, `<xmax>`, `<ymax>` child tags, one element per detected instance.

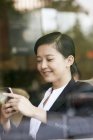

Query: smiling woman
<box><xmin>1</xmin><ymin>32</ymin><xmax>93</xmax><ymax>140</ymax></box>
<box><xmin>36</xmin><ymin>43</ymin><xmax>72</xmax><ymax>86</ymax></box>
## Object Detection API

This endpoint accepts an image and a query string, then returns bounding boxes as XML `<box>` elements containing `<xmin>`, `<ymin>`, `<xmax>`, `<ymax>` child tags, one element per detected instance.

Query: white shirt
<box><xmin>29</xmin><ymin>85</ymin><xmax>66</xmax><ymax>139</ymax></box>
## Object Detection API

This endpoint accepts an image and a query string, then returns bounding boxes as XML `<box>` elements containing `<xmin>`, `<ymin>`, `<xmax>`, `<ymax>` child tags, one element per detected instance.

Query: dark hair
<box><xmin>34</xmin><ymin>32</ymin><xmax>76</xmax><ymax>74</ymax></box>
<box><xmin>72</xmin><ymin>62</ymin><xmax>81</xmax><ymax>79</ymax></box>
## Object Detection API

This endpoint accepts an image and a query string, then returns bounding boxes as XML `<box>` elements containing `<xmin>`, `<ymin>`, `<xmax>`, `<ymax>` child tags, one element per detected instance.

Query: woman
<box><xmin>1</xmin><ymin>32</ymin><xmax>93</xmax><ymax>140</ymax></box>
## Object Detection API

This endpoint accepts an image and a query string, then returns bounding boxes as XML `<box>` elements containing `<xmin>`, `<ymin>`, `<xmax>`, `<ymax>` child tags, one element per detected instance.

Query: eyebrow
<box><xmin>37</xmin><ymin>54</ymin><xmax>55</xmax><ymax>58</ymax></box>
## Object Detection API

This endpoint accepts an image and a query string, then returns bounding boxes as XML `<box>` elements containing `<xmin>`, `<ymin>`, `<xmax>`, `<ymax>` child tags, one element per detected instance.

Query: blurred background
<box><xmin>0</xmin><ymin>0</ymin><xmax>93</xmax><ymax>104</ymax></box>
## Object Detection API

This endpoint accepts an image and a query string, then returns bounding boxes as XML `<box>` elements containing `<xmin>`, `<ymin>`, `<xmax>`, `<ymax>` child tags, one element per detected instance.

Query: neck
<box><xmin>52</xmin><ymin>74</ymin><xmax>72</xmax><ymax>89</ymax></box>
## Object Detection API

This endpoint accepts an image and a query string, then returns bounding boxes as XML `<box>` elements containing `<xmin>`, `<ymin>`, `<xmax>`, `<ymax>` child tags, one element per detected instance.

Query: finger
<box><xmin>5</xmin><ymin>109</ymin><xmax>17</xmax><ymax>117</ymax></box>
<box><xmin>8</xmin><ymin>98</ymin><xmax>19</xmax><ymax>105</ymax></box>
<box><xmin>3</xmin><ymin>93</ymin><xmax>21</xmax><ymax>99</ymax></box>
<box><xmin>2</xmin><ymin>102</ymin><xmax>12</xmax><ymax>109</ymax></box>
<box><xmin>3</xmin><ymin>100</ymin><xmax>17</xmax><ymax>110</ymax></box>
<box><xmin>7</xmin><ymin>98</ymin><xmax>19</xmax><ymax>110</ymax></box>
<box><xmin>5</xmin><ymin>107</ymin><xmax>14</xmax><ymax>113</ymax></box>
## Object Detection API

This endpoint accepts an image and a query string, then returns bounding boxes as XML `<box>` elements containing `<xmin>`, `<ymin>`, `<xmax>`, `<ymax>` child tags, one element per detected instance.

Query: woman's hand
<box><xmin>3</xmin><ymin>93</ymin><xmax>35</xmax><ymax>117</ymax></box>
<box><xmin>3</xmin><ymin>93</ymin><xmax>47</xmax><ymax>123</ymax></box>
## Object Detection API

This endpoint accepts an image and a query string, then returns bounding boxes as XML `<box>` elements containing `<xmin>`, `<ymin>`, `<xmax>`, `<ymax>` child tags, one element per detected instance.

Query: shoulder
<box><xmin>74</xmin><ymin>81</ymin><xmax>93</xmax><ymax>92</ymax></box>
<box><xmin>66</xmin><ymin>79</ymin><xmax>93</xmax><ymax>93</ymax></box>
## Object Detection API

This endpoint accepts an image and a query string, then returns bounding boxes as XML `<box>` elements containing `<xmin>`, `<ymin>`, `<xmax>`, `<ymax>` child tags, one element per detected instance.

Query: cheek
<box><xmin>55</xmin><ymin>60</ymin><xmax>66</xmax><ymax>71</ymax></box>
<box><xmin>54</xmin><ymin>60</ymin><xmax>65</xmax><ymax>68</ymax></box>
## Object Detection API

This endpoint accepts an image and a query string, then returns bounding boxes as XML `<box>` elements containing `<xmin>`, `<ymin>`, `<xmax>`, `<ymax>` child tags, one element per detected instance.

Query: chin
<box><xmin>44</xmin><ymin>78</ymin><xmax>54</xmax><ymax>83</ymax></box>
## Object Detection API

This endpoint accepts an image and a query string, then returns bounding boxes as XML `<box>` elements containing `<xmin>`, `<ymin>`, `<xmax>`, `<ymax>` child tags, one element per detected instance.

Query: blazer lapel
<box><xmin>50</xmin><ymin>79</ymin><xmax>76</xmax><ymax>111</ymax></box>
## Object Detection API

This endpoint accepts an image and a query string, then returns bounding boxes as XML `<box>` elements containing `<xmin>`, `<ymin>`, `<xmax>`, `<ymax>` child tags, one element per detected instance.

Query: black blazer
<box><xmin>37</xmin><ymin>79</ymin><xmax>93</xmax><ymax>140</ymax></box>
<box><xmin>1</xmin><ymin>79</ymin><xmax>93</xmax><ymax>140</ymax></box>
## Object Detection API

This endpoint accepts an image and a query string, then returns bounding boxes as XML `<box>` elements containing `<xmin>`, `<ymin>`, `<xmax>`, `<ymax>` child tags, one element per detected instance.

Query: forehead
<box><xmin>37</xmin><ymin>44</ymin><xmax>59</xmax><ymax>56</ymax></box>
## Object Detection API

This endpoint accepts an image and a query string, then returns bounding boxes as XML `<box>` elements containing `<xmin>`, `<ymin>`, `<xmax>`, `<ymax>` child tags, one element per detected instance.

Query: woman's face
<box><xmin>36</xmin><ymin>44</ymin><xmax>71</xmax><ymax>85</ymax></box>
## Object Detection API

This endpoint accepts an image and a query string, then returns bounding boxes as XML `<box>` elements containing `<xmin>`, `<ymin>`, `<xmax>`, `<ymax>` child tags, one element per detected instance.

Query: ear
<box><xmin>66</xmin><ymin>55</ymin><xmax>74</xmax><ymax>67</ymax></box>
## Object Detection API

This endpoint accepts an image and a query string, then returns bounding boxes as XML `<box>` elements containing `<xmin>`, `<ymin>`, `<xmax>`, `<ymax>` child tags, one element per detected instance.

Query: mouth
<box><xmin>42</xmin><ymin>71</ymin><xmax>52</xmax><ymax>76</ymax></box>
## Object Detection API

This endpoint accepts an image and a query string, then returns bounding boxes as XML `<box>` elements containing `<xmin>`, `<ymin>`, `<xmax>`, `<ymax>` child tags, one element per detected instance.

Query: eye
<box><xmin>36</xmin><ymin>59</ymin><xmax>42</xmax><ymax>63</ymax></box>
<box><xmin>47</xmin><ymin>58</ymin><xmax>54</xmax><ymax>62</ymax></box>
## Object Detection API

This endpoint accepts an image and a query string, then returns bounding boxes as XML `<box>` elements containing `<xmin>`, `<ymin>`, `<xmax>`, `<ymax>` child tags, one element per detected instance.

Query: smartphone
<box><xmin>0</xmin><ymin>87</ymin><xmax>12</xmax><ymax>104</ymax></box>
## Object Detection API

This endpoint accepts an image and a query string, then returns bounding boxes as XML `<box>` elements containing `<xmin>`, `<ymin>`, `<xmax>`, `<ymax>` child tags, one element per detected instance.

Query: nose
<box><xmin>41</xmin><ymin>60</ymin><xmax>47</xmax><ymax>69</ymax></box>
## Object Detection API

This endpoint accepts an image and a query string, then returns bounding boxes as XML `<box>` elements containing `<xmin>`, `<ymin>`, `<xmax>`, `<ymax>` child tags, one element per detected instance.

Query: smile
<box><xmin>42</xmin><ymin>71</ymin><xmax>52</xmax><ymax>75</ymax></box>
